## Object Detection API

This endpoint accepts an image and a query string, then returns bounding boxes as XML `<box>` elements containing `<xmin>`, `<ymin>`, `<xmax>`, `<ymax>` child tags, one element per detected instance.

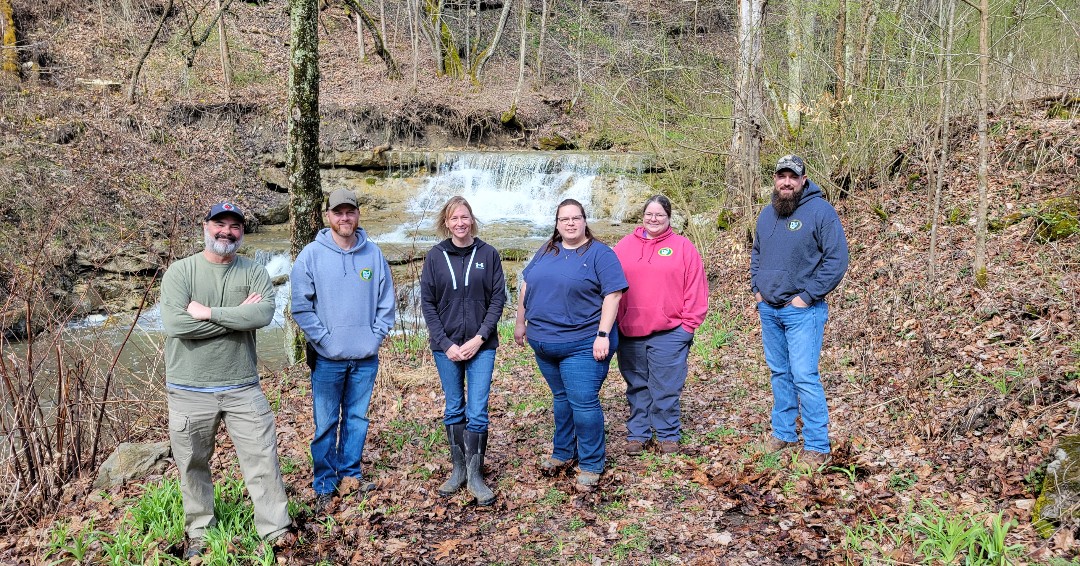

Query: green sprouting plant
<box><xmin>755</xmin><ymin>450</ymin><xmax>784</xmax><ymax>472</ymax></box>
<box><xmin>568</xmin><ymin>516</ymin><xmax>586</xmax><ymax>531</ymax></box>
<box><xmin>840</xmin><ymin>513</ymin><xmax>906</xmax><ymax>565</ymax></box>
<box><xmin>612</xmin><ymin>523</ymin><xmax>649</xmax><ymax>561</ymax></box>
<box><xmin>44</xmin><ymin>520</ymin><xmax>97</xmax><ymax>563</ymax></box>
<box><xmin>973</xmin><ymin>512</ymin><xmax>1025</xmax><ymax>566</ymax></box>
<box><xmin>703</xmin><ymin>425</ymin><xmax>737</xmax><ymax>444</ymax></box>
<box><xmin>540</xmin><ymin>487</ymin><xmax>569</xmax><ymax>506</ymax></box>
<box><xmin>888</xmin><ymin>469</ymin><xmax>917</xmax><ymax>491</ymax></box>
<box><xmin>909</xmin><ymin>501</ymin><xmax>984</xmax><ymax>564</ymax></box>
<box><xmin>127</xmin><ymin>480</ymin><xmax>185</xmax><ymax>543</ymax></box>
<box><xmin>830</xmin><ymin>463</ymin><xmax>858</xmax><ymax>482</ymax></box>
<box><xmin>280</xmin><ymin>455</ymin><xmax>300</xmax><ymax>474</ymax></box>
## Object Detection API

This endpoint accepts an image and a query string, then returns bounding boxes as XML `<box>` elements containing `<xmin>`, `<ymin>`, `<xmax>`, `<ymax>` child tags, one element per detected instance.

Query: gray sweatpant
<box><xmin>617</xmin><ymin>326</ymin><xmax>694</xmax><ymax>442</ymax></box>
<box><xmin>167</xmin><ymin>384</ymin><xmax>291</xmax><ymax>540</ymax></box>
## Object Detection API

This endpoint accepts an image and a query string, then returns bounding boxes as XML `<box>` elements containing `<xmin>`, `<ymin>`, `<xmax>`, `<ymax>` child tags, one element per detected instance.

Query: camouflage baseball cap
<box><xmin>775</xmin><ymin>154</ymin><xmax>806</xmax><ymax>176</ymax></box>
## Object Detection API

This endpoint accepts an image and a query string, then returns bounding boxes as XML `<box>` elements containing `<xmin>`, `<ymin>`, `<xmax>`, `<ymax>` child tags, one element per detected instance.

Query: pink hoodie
<box><xmin>614</xmin><ymin>226</ymin><xmax>709</xmax><ymax>337</ymax></box>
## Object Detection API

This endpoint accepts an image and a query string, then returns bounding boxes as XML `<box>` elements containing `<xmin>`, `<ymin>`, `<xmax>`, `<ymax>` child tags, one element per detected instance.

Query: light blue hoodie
<box><xmin>291</xmin><ymin>227</ymin><xmax>396</xmax><ymax>360</ymax></box>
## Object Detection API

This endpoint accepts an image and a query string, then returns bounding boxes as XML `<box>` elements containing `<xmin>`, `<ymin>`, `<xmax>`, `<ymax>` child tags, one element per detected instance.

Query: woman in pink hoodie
<box><xmin>613</xmin><ymin>195</ymin><xmax>709</xmax><ymax>455</ymax></box>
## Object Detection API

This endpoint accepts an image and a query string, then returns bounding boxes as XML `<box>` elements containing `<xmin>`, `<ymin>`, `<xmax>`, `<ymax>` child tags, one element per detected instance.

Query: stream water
<box><xmin>24</xmin><ymin>151</ymin><xmax>654</xmax><ymax>381</ymax></box>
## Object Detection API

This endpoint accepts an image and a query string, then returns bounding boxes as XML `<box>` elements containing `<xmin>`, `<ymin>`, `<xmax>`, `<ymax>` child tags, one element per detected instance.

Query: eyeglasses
<box><xmin>557</xmin><ymin>215</ymin><xmax>585</xmax><ymax>224</ymax></box>
<box><xmin>643</xmin><ymin>212</ymin><xmax>668</xmax><ymax>219</ymax></box>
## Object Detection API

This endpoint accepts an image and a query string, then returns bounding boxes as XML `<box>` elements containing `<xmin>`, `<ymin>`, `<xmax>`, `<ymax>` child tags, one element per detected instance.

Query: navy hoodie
<box><xmin>419</xmin><ymin>238</ymin><xmax>507</xmax><ymax>352</ymax></box>
<box><xmin>750</xmin><ymin>179</ymin><xmax>849</xmax><ymax>307</ymax></box>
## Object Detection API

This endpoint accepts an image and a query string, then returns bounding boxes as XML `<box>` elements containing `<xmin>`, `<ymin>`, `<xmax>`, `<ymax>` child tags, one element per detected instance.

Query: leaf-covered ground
<box><xmin>3</xmin><ymin>100</ymin><xmax>1078</xmax><ymax>565</ymax></box>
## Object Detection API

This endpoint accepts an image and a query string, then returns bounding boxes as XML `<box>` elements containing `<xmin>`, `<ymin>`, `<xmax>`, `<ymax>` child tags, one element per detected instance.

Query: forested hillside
<box><xmin>0</xmin><ymin>0</ymin><xmax>1077</xmax><ymax>563</ymax></box>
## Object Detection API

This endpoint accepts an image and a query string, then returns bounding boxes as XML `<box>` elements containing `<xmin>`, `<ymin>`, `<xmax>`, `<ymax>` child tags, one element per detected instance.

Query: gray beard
<box><xmin>771</xmin><ymin>186</ymin><xmax>804</xmax><ymax>218</ymax></box>
<box><xmin>204</xmin><ymin>228</ymin><xmax>242</xmax><ymax>257</ymax></box>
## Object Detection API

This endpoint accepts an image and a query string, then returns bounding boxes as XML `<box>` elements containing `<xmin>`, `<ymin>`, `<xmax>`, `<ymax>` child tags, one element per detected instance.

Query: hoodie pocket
<box><xmin>758</xmin><ymin>269</ymin><xmax>797</xmax><ymax>303</ymax></box>
<box><xmin>321</xmin><ymin>324</ymin><xmax>380</xmax><ymax>359</ymax></box>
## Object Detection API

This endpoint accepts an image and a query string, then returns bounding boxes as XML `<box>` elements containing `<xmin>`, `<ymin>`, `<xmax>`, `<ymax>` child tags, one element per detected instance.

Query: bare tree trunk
<box><xmin>536</xmin><ymin>0</ymin><xmax>548</xmax><ymax>80</ymax></box>
<box><xmin>854</xmin><ymin>0</ymin><xmax>877</xmax><ymax>86</ymax></box>
<box><xmin>216</xmin><ymin>0</ymin><xmax>233</xmax><ymax>98</ymax></box>
<box><xmin>0</xmin><ymin>0</ymin><xmax>17</xmax><ymax>81</ymax></box>
<box><xmin>127</xmin><ymin>0</ymin><xmax>175</xmax><ymax>104</ymax></box>
<box><xmin>571</xmin><ymin>0</ymin><xmax>584</xmax><ymax>108</ymax></box>
<box><xmin>473</xmin><ymin>0</ymin><xmax>513</xmax><ymax>79</ymax></box>
<box><xmin>356</xmin><ymin>13</ymin><xmax>366</xmax><ymax>61</ymax></box>
<box><xmin>784</xmin><ymin>1</ymin><xmax>812</xmax><ymax>134</ymax></box>
<box><xmin>832</xmin><ymin>0</ymin><xmax>846</xmax><ymax>100</ymax></box>
<box><xmin>973</xmin><ymin>0</ymin><xmax>989</xmax><ymax>288</ymax></box>
<box><xmin>727</xmin><ymin>0</ymin><xmax>766</xmax><ymax>220</ymax></box>
<box><xmin>929</xmin><ymin>0</ymin><xmax>955</xmax><ymax>283</ymax></box>
<box><xmin>341</xmin><ymin>0</ymin><xmax>400</xmax><ymax>78</ymax></box>
<box><xmin>512</xmin><ymin>0</ymin><xmax>527</xmax><ymax>108</ymax></box>
<box><xmin>409</xmin><ymin>0</ymin><xmax>419</xmax><ymax>88</ymax></box>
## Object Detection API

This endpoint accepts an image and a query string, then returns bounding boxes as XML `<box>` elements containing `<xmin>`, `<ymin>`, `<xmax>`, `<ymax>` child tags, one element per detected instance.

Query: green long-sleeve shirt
<box><xmin>160</xmin><ymin>252</ymin><xmax>275</xmax><ymax>388</ymax></box>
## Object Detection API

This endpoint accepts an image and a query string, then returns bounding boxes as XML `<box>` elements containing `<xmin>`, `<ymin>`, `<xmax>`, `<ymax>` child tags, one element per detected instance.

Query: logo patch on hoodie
<box><xmin>657</xmin><ymin>247</ymin><xmax>673</xmax><ymax>257</ymax></box>
<box><xmin>475</xmin><ymin>262</ymin><xmax>485</xmax><ymax>269</ymax></box>
<box><xmin>360</xmin><ymin>268</ymin><xmax>373</xmax><ymax>280</ymax></box>
<box><xmin>787</xmin><ymin>219</ymin><xmax>803</xmax><ymax>231</ymax></box>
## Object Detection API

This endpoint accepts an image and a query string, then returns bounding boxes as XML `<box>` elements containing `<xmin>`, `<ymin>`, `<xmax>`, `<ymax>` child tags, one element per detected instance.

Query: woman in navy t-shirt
<box><xmin>513</xmin><ymin>198</ymin><xmax>628</xmax><ymax>489</ymax></box>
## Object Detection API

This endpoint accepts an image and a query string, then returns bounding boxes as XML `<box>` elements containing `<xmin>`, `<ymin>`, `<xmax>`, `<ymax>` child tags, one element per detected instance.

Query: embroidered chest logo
<box><xmin>359</xmin><ymin>268</ymin><xmax>373</xmax><ymax>281</ymax></box>
<box><xmin>657</xmin><ymin>247</ymin><xmax>674</xmax><ymax>257</ymax></box>
<box><xmin>475</xmin><ymin>262</ymin><xmax>485</xmax><ymax>269</ymax></box>
<box><xmin>787</xmin><ymin>219</ymin><xmax>803</xmax><ymax>231</ymax></box>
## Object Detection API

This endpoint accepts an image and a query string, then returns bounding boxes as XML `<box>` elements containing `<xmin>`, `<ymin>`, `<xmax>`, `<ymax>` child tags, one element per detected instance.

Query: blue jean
<box><xmin>432</xmin><ymin>349</ymin><xmax>496</xmax><ymax>433</ymax></box>
<box><xmin>529</xmin><ymin>334</ymin><xmax>617</xmax><ymax>474</ymax></box>
<box><xmin>310</xmin><ymin>353</ymin><xmax>379</xmax><ymax>495</ymax></box>
<box><xmin>758</xmin><ymin>300</ymin><xmax>831</xmax><ymax>453</ymax></box>
<box><xmin>617</xmin><ymin>326</ymin><xmax>694</xmax><ymax>442</ymax></box>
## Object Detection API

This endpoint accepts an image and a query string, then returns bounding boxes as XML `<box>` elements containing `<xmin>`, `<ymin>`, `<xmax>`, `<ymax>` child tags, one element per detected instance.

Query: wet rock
<box><xmin>1034</xmin><ymin>435</ymin><xmax>1080</xmax><ymax>537</ymax></box>
<box><xmin>94</xmin><ymin>441</ymin><xmax>172</xmax><ymax>488</ymax></box>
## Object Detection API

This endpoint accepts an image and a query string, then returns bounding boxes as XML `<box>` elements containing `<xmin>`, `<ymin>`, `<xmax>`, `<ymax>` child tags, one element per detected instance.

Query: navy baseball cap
<box><xmin>205</xmin><ymin>202</ymin><xmax>246</xmax><ymax>224</ymax></box>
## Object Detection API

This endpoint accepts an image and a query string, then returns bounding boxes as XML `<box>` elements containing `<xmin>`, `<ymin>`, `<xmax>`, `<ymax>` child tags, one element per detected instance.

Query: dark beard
<box><xmin>771</xmin><ymin>186</ymin><xmax>804</xmax><ymax>218</ymax></box>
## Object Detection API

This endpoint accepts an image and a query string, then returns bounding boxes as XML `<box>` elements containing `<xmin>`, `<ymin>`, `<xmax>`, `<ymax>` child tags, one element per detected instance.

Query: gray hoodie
<box><xmin>291</xmin><ymin>227</ymin><xmax>396</xmax><ymax>360</ymax></box>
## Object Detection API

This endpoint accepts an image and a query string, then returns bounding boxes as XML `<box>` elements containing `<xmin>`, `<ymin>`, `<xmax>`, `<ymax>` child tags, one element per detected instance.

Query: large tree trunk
<box><xmin>832</xmin><ymin>0</ymin><xmax>846</xmax><ymax>100</ymax></box>
<box><xmin>287</xmin><ymin>0</ymin><xmax>322</xmax><ymax>363</ymax></box>
<box><xmin>727</xmin><ymin>0</ymin><xmax>766</xmax><ymax>220</ymax></box>
<box><xmin>784</xmin><ymin>2</ymin><xmax>812</xmax><ymax>135</ymax></box>
<box><xmin>973</xmin><ymin>0</ymin><xmax>989</xmax><ymax>288</ymax></box>
<box><xmin>472</xmin><ymin>0</ymin><xmax>513</xmax><ymax>79</ymax></box>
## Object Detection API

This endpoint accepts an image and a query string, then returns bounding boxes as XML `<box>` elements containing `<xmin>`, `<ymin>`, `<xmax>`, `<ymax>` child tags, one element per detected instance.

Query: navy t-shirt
<box><xmin>521</xmin><ymin>240</ymin><xmax>628</xmax><ymax>343</ymax></box>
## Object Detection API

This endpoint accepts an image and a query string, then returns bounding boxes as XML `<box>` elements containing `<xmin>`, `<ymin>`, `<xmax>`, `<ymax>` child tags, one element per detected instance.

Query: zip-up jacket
<box><xmin>750</xmin><ymin>179</ymin><xmax>849</xmax><ymax>307</ymax></box>
<box><xmin>291</xmin><ymin>227</ymin><xmax>396</xmax><ymax>360</ymax></box>
<box><xmin>420</xmin><ymin>238</ymin><xmax>507</xmax><ymax>352</ymax></box>
<box><xmin>614</xmin><ymin>226</ymin><xmax>708</xmax><ymax>337</ymax></box>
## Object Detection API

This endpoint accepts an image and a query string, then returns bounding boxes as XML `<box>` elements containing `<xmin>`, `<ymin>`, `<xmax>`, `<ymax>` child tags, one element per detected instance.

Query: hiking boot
<box><xmin>464</xmin><ymin>430</ymin><xmax>495</xmax><ymax>506</ymax></box>
<box><xmin>438</xmin><ymin>423</ymin><xmax>468</xmax><ymax>497</ymax></box>
<box><xmin>658</xmin><ymin>441</ymin><xmax>680</xmax><ymax>455</ymax></box>
<box><xmin>539</xmin><ymin>456</ymin><xmax>575</xmax><ymax>477</ymax></box>
<box><xmin>183</xmin><ymin>537</ymin><xmax>206</xmax><ymax>560</ymax></box>
<box><xmin>338</xmin><ymin>476</ymin><xmax>376</xmax><ymax>496</ymax></box>
<box><xmin>765</xmin><ymin>436</ymin><xmax>799</xmax><ymax>453</ymax></box>
<box><xmin>796</xmin><ymin>450</ymin><xmax>831</xmax><ymax>472</ymax></box>
<box><xmin>313</xmin><ymin>492</ymin><xmax>334</xmax><ymax>515</ymax></box>
<box><xmin>625</xmin><ymin>439</ymin><xmax>646</xmax><ymax>456</ymax></box>
<box><xmin>575</xmin><ymin>469</ymin><xmax>601</xmax><ymax>491</ymax></box>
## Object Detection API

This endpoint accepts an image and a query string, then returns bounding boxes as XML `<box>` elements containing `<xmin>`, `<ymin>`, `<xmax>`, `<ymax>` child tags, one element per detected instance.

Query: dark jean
<box><xmin>757</xmin><ymin>300</ymin><xmax>831</xmax><ymax>453</ymax></box>
<box><xmin>432</xmin><ymin>349</ymin><xmax>497</xmax><ymax>433</ymax></box>
<box><xmin>310</xmin><ymin>353</ymin><xmax>379</xmax><ymax>495</ymax></box>
<box><xmin>617</xmin><ymin>326</ymin><xmax>694</xmax><ymax>442</ymax></box>
<box><xmin>528</xmin><ymin>334</ymin><xmax>617</xmax><ymax>474</ymax></box>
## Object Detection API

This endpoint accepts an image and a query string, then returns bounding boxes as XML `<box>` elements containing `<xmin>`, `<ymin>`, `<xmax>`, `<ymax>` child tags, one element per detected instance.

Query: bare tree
<box><xmin>973</xmin><ymin>0</ymin><xmax>989</xmax><ymax>287</ymax></box>
<box><xmin>342</xmin><ymin>0</ymin><xmax>400</xmax><ymax>78</ymax></box>
<box><xmin>127</xmin><ymin>0</ymin><xmax>175</xmax><ymax>104</ymax></box>
<box><xmin>727</xmin><ymin>0</ymin><xmax>766</xmax><ymax>220</ymax></box>
<box><xmin>784</xmin><ymin>0</ymin><xmax>813</xmax><ymax>134</ymax></box>
<box><xmin>832</xmin><ymin>0</ymin><xmax>847</xmax><ymax>100</ymax></box>
<box><xmin>216</xmin><ymin>0</ymin><xmax>233</xmax><ymax>98</ymax></box>
<box><xmin>536</xmin><ymin>0</ymin><xmax>549</xmax><ymax>80</ymax></box>
<box><xmin>929</xmin><ymin>0</ymin><xmax>956</xmax><ymax>283</ymax></box>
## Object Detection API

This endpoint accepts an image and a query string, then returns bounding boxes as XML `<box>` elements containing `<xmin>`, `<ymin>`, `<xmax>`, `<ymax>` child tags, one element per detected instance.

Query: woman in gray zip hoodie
<box><xmin>420</xmin><ymin>196</ymin><xmax>507</xmax><ymax>506</ymax></box>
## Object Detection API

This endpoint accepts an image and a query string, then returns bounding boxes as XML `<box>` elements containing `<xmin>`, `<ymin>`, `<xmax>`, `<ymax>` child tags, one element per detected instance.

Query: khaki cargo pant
<box><xmin>167</xmin><ymin>384</ymin><xmax>291</xmax><ymax>540</ymax></box>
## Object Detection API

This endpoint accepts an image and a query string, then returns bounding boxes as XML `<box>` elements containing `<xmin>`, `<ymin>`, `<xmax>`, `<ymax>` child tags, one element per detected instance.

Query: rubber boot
<box><xmin>463</xmin><ymin>430</ymin><xmax>495</xmax><ymax>506</ymax></box>
<box><xmin>438</xmin><ymin>423</ymin><xmax>467</xmax><ymax>497</ymax></box>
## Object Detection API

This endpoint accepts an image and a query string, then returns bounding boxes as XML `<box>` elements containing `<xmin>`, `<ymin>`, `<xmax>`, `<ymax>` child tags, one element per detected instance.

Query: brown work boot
<box><xmin>625</xmin><ymin>440</ymin><xmax>646</xmax><ymax>456</ymax></box>
<box><xmin>795</xmin><ymin>450</ymin><xmax>831</xmax><ymax>473</ymax></box>
<box><xmin>765</xmin><ymin>436</ymin><xmax>799</xmax><ymax>453</ymax></box>
<box><xmin>658</xmin><ymin>441</ymin><xmax>680</xmax><ymax>455</ymax></box>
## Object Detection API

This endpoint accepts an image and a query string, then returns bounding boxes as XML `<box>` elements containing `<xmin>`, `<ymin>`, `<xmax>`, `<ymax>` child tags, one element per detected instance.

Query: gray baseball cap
<box><xmin>327</xmin><ymin>189</ymin><xmax>358</xmax><ymax>210</ymax></box>
<box><xmin>775</xmin><ymin>154</ymin><xmax>806</xmax><ymax>176</ymax></box>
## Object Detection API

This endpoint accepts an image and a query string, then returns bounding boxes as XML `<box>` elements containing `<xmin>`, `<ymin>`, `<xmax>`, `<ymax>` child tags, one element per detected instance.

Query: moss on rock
<box><xmin>1034</xmin><ymin>435</ymin><xmax>1080</xmax><ymax>538</ymax></box>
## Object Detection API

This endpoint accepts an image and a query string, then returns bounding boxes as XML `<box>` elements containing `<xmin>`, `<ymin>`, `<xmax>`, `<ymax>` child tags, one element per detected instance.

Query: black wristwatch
<box><xmin>597</xmin><ymin>330</ymin><xmax>609</xmax><ymax>338</ymax></box>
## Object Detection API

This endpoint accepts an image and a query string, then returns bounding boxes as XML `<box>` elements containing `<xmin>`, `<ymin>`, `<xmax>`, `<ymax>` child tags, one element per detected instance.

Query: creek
<box><xmin>47</xmin><ymin>151</ymin><xmax>654</xmax><ymax>378</ymax></box>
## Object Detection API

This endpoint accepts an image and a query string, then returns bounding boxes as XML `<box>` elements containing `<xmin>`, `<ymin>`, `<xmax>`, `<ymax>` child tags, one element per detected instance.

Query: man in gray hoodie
<box><xmin>291</xmin><ymin>189</ymin><xmax>396</xmax><ymax>512</ymax></box>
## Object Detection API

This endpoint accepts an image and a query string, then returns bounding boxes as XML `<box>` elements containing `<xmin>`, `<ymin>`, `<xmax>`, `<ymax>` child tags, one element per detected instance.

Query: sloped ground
<box><xmin>3</xmin><ymin>102</ymin><xmax>1077</xmax><ymax>564</ymax></box>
